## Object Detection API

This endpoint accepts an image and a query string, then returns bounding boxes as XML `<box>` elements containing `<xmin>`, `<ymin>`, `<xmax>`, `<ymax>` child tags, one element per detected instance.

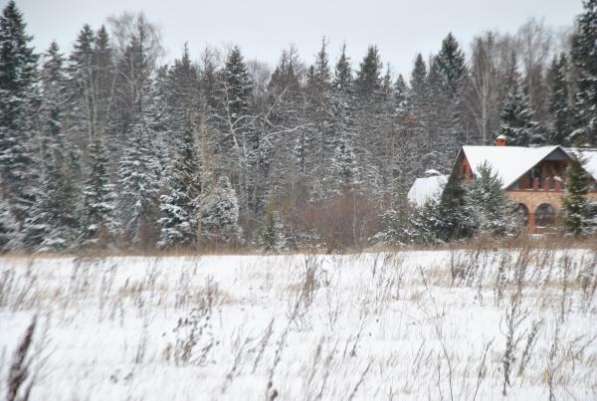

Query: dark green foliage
<box><xmin>158</xmin><ymin>119</ymin><xmax>201</xmax><ymax>249</ymax></box>
<box><xmin>563</xmin><ymin>153</ymin><xmax>593</xmax><ymax>236</ymax></box>
<box><xmin>0</xmin><ymin>1</ymin><xmax>39</xmax><ymax>235</ymax></box>
<box><xmin>436</xmin><ymin>174</ymin><xmax>473</xmax><ymax>241</ymax></box>
<box><xmin>570</xmin><ymin>0</ymin><xmax>597</xmax><ymax>146</ymax></box>
<box><xmin>548</xmin><ymin>54</ymin><xmax>572</xmax><ymax>145</ymax></box>
<box><xmin>355</xmin><ymin>46</ymin><xmax>382</xmax><ymax>98</ymax></box>
<box><xmin>498</xmin><ymin>79</ymin><xmax>542</xmax><ymax>146</ymax></box>
<box><xmin>464</xmin><ymin>163</ymin><xmax>518</xmax><ymax>236</ymax></box>
<box><xmin>79</xmin><ymin>138</ymin><xmax>116</xmax><ymax>247</ymax></box>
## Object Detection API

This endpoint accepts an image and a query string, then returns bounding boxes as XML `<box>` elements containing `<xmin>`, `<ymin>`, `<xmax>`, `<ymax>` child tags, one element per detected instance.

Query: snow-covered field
<box><xmin>1</xmin><ymin>249</ymin><xmax>596</xmax><ymax>401</ymax></box>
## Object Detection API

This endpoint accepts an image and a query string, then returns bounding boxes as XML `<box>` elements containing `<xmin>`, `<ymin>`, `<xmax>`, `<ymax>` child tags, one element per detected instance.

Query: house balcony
<box><xmin>511</xmin><ymin>176</ymin><xmax>565</xmax><ymax>192</ymax></box>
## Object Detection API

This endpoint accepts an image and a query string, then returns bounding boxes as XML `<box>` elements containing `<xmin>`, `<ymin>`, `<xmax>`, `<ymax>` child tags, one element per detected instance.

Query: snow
<box><xmin>407</xmin><ymin>174</ymin><xmax>447</xmax><ymax>207</ymax></box>
<box><xmin>1</xmin><ymin>250</ymin><xmax>596</xmax><ymax>401</ymax></box>
<box><xmin>461</xmin><ymin>145</ymin><xmax>560</xmax><ymax>189</ymax></box>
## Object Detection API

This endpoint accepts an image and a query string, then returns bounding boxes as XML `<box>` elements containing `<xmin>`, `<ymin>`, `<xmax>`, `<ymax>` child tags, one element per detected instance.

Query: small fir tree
<box><xmin>562</xmin><ymin>152</ymin><xmax>593</xmax><ymax>236</ymax></box>
<box><xmin>464</xmin><ymin>162</ymin><xmax>518</xmax><ymax>237</ymax></box>
<box><xmin>199</xmin><ymin>176</ymin><xmax>242</xmax><ymax>247</ymax></box>
<box><xmin>79</xmin><ymin>138</ymin><xmax>117</xmax><ymax>247</ymax></box>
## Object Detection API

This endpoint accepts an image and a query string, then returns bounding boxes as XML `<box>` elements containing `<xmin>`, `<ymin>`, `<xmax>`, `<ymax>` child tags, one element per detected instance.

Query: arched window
<box><xmin>515</xmin><ymin>203</ymin><xmax>529</xmax><ymax>226</ymax></box>
<box><xmin>536</xmin><ymin>203</ymin><xmax>556</xmax><ymax>227</ymax></box>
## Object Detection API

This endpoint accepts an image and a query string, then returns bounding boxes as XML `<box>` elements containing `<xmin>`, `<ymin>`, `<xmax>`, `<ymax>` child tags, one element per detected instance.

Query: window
<box><xmin>536</xmin><ymin>203</ymin><xmax>556</xmax><ymax>227</ymax></box>
<box><xmin>515</xmin><ymin>203</ymin><xmax>529</xmax><ymax>226</ymax></box>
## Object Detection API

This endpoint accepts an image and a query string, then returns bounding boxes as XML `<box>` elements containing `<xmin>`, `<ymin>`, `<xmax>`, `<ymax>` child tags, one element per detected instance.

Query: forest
<box><xmin>0</xmin><ymin>0</ymin><xmax>596</xmax><ymax>252</ymax></box>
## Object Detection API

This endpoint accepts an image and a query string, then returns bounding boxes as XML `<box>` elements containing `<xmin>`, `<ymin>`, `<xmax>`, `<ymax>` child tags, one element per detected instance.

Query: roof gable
<box><xmin>461</xmin><ymin>145</ymin><xmax>562</xmax><ymax>189</ymax></box>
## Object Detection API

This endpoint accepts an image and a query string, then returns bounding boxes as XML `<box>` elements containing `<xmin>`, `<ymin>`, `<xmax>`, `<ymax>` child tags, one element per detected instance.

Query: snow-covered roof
<box><xmin>461</xmin><ymin>146</ymin><xmax>561</xmax><ymax>189</ymax></box>
<box><xmin>407</xmin><ymin>175</ymin><xmax>448</xmax><ymax>207</ymax></box>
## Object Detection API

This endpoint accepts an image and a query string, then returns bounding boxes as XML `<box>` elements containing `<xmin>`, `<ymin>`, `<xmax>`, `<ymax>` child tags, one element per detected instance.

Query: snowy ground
<box><xmin>1</xmin><ymin>249</ymin><xmax>596</xmax><ymax>401</ymax></box>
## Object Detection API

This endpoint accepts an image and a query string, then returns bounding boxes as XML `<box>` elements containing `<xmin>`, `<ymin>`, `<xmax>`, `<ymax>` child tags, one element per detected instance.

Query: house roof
<box><xmin>461</xmin><ymin>145</ymin><xmax>562</xmax><ymax>189</ymax></box>
<box><xmin>407</xmin><ymin>174</ymin><xmax>448</xmax><ymax>207</ymax></box>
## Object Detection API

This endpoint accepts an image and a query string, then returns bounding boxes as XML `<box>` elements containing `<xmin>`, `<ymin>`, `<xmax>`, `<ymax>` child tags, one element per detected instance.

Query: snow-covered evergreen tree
<box><xmin>23</xmin><ymin>42</ymin><xmax>79</xmax><ymax>251</ymax></box>
<box><xmin>79</xmin><ymin>138</ymin><xmax>117</xmax><ymax>247</ymax></box>
<box><xmin>547</xmin><ymin>54</ymin><xmax>572</xmax><ymax>145</ymax></box>
<box><xmin>436</xmin><ymin>174</ymin><xmax>473</xmax><ymax>241</ymax></box>
<box><xmin>0</xmin><ymin>0</ymin><xmax>39</xmax><ymax>234</ymax></box>
<box><xmin>498</xmin><ymin>78</ymin><xmax>542</xmax><ymax>146</ymax></box>
<box><xmin>570</xmin><ymin>0</ymin><xmax>597</xmax><ymax>146</ymax></box>
<box><xmin>464</xmin><ymin>163</ymin><xmax>518</xmax><ymax>236</ymax></box>
<box><xmin>199</xmin><ymin>176</ymin><xmax>242</xmax><ymax>246</ymax></box>
<box><xmin>117</xmin><ymin>119</ymin><xmax>160</xmax><ymax>246</ymax></box>
<box><xmin>563</xmin><ymin>152</ymin><xmax>594</xmax><ymax>236</ymax></box>
<box><xmin>158</xmin><ymin>119</ymin><xmax>201</xmax><ymax>249</ymax></box>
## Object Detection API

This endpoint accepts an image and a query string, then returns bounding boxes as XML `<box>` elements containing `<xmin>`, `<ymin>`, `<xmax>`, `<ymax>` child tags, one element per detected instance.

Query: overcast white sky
<box><xmin>14</xmin><ymin>0</ymin><xmax>583</xmax><ymax>77</ymax></box>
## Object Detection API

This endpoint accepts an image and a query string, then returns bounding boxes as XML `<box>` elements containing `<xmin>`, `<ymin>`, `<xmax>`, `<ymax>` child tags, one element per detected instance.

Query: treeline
<box><xmin>0</xmin><ymin>1</ymin><xmax>596</xmax><ymax>252</ymax></box>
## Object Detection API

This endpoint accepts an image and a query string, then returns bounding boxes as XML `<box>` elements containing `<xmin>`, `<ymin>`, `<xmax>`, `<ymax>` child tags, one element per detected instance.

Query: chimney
<box><xmin>496</xmin><ymin>135</ymin><xmax>508</xmax><ymax>146</ymax></box>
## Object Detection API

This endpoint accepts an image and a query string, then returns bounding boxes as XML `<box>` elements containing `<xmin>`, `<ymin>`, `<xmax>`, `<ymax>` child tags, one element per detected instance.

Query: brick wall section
<box><xmin>507</xmin><ymin>191</ymin><xmax>597</xmax><ymax>233</ymax></box>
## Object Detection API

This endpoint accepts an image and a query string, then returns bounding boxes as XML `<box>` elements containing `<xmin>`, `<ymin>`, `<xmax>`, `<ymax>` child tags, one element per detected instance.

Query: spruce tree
<box><xmin>498</xmin><ymin>79</ymin><xmax>542</xmax><ymax>146</ymax></box>
<box><xmin>117</xmin><ymin>119</ymin><xmax>160</xmax><ymax>246</ymax></box>
<box><xmin>23</xmin><ymin>42</ymin><xmax>78</xmax><ymax>251</ymax></box>
<box><xmin>66</xmin><ymin>24</ymin><xmax>96</xmax><ymax>144</ymax></box>
<box><xmin>436</xmin><ymin>174</ymin><xmax>472</xmax><ymax>241</ymax></box>
<box><xmin>433</xmin><ymin>33</ymin><xmax>467</xmax><ymax>97</ymax></box>
<box><xmin>216</xmin><ymin>45</ymin><xmax>255</xmax><ymax>211</ymax></box>
<box><xmin>0</xmin><ymin>0</ymin><xmax>39</xmax><ymax>232</ymax></box>
<box><xmin>199</xmin><ymin>176</ymin><xmax>241</xmax><ymax>246</ymax></box>
<box><xmin>158</xmin><ymin>119</ymin><xmax>201</xmax><ymax>248</ymax></box>
<box><xmin>79</xmin><ymin>138</ymin><xmax>117</xmax><ymax>247</ymax></box>
<box><xmin>355</xmin><ymin>46</ymin><xmax>382</xmax><ymax>98</ymax></box>
<box><xmin>464</xmin><ymin>163</ymin><xmax>518</xmax><ymax>237</ymax></box>
<box><xmin>93</xmin><ymin>25</ymin><xmax>114</xmax><ymax>140</ymax></box>
<box><xmin>394</xmin><ymin>74</ymin><xmax>408</xmax><ymax>112</ymax></box>
<box><xmin>547</xmin><ymin>54</ymin><xmax>572</xmax><ymax>145</ymax></box>
<box><xmin>409</xmin><ymin>54</ymin><xmax>428</xmax><ymax>112</ymax></box>
<box><xmin>562</xmin><ymin>152</ymin><xmax>593</xmax><ymax>236</ymax></box>
<box><xmin>570</xmin><ymin>0</ymin><xmax>597</xmax><ymax>146</ymax></box>
<box><xmin>333</xmin><ymin>44</ymin><xmax>352</xmax><ymax>92</ymax></box>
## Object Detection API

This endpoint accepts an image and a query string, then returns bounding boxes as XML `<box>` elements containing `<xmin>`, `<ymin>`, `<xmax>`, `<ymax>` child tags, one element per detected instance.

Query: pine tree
<box><xmin>548</xmin><ymin>54</ymin><xmax>572</xmax><ymax>145</ymax></box>
<box><xmin>66</xmin><ymin>24</ymin><xmax>96</xmax><ymax>145</ymax></box>
<box><xmin>355</xmin><ymin>46</ymin><xmax>382</xmax><ymax>98</ymax></box>
<box><xmin>158</xmin><ymin>118</ymin><xmax>201</xmax><ymax>248</ymax></box>
<box><xmin>570</xmin><ymin>0</ymin><xmax>597</xmax><ymax>146</ymax></box>
<box><xmin>409</xmin><ymin>54</ymin><xmax>428</xmax><ymax>112</ymax></box>
<box><xmin>93</xmin><ymin>25</ymin><xmax>114</xmax><ymax>140</ymax></box>
<box><xmin>199</xmin><ymin>176</ymin><xmax>242</xmax><ymax>246</ymax></box>
<box><xmin>0</xmin><ymin>0</ymin><xmax>39</xmax><ymax>232</ymax></box>
<box><xmin>333</xmin><ymin>44</ymin><xmax>352</xmax><ymax>92</ymax></box>
<box><xmin>498</xmin><ymin>79</ymin><xmax>542</xmax><ymax>146</ymax></box>
<box><xmin>433</xmin><ymin>33</ymin><xmax>467</xmax><ymax>97</ymax></box>
<box><xmin>394</xmin><ymin>74</ymin><xmax>408</xmax><ymax>112</ymax></box>
<box><xmin>117</xmin><ymin>118</ymin><xmax>160</xmax><ymax>246</ymax></box>
<box><xmin>428</xmin><ymin>33</ymin><xmax>468</xmax><ymax>167</ymax></box>
<box><xmin>436</xmin><ymin>174</ymin><xmax>472</xmax><ymax>241</ymax></box>
<box><xmin>464</xmin><ymin>162</ymin><xmax>518</xmax><ymax>236</ymax></box>
<box><xmin>23</xmin><ymin>42</ymin><xmax>78</xmax><ymax>251</ymax></box>
<box><xmin>562</xmin><ymin>152</ymin><xmax>593</xmax><ymax>236</ymax></box>
<box><xmin>79</xmin><ymin>138</ymin><xmax>117</xmax><ymax>247</ymax></box>
<box><xmin>304</xmin><ymin>39</ymin><xmax>334</xmax><ymax>200</ymax></box>
<box><xmin>215</xmin><ymin>45</ymin><xmax>255</xmax><ymax>212</ymax></box>
<box><xmin>166</xmin><ymin>44</ymin><xmax>200</xmax><ymax>154</ymax></box>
